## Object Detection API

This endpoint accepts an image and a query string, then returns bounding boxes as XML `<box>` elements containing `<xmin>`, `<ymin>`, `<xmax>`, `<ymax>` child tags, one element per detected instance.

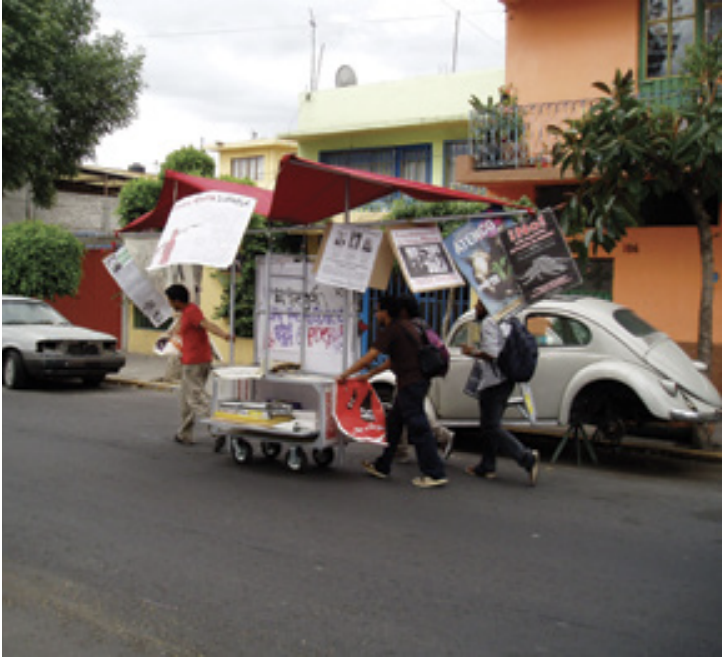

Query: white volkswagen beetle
<box><xmin>2</xmin><ymin>295</ymin><xmax>126</xmax><ymax>389</ymax></box>
<box><xmin>371</xmin><ymin>296</ymin><xmax>722</xmax><ymax>442</ymax></box>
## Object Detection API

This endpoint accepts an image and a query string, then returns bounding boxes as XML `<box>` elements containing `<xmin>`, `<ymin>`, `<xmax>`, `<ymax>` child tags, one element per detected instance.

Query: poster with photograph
<box><xmin>499</xmin><ymin>208</ymin><xmax>582</xmax><ymax>303</ymax></box>
<box><xmin>445</xmin><ymin>208</ymin><xmax>582</xmax><ymax>319</ymax></box>
<box><xmin>103</xmin><ymin>246</ymin><xmax>174</xmax><ymax>327</ymax></box>
<box><xmin>388</xmin><ymin>225</ymin><xmax>465</xmax><ymax>293</ymax></box>
<box><xmin>444</xmin><ymin>216</ymin><xmax>525</xmax><ymax>320</ymax></box>
<box><xmin>315</xmin><ymin>224</ymin><xmax>385</xmax><ymax>292</ymax></box>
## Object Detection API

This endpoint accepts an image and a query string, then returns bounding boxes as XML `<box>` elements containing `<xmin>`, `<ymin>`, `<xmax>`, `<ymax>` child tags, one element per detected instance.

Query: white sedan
<box><xmin>2</xmin><ymin>295</ymin><xmax>126</xmax><ymax>389</ymax></box>
<box><xmin>371</xmin><ymin>296</ymin><xmax>722</xmax><ymax>442</ymax></box>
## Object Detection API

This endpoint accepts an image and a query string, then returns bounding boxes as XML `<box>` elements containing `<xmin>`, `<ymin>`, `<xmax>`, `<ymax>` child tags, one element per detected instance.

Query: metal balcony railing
<box><xmin>468</xmin><ymin>98</ymin><xmax>598</xmax><ymax>170</ymax></box>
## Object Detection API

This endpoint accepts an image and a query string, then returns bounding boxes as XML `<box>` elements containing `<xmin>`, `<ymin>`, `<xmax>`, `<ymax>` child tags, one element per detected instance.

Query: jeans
<box><xmin>476</xmin><ymin>380</ymin><xmax>534</xmax><ymax>472</ymax></box>
<box><xmin>375</xmin><ymin>380</ymin><xmax>446</xmax><ymax>479</ymax></box>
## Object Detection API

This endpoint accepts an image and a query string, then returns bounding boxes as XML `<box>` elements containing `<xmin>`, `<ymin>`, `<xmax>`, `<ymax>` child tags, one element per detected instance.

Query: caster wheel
<box><xmin>261</xmin><ymin>441</ymin><xmax>282</xmax><ymax>460</ymax></box>
<box><xmin>312</xmin><ymin>447</ymin><xmax>335</xmax><ymax>468</ymax></box>
<box><xmin>285</xmin><ymin>446</ymin><xmax>308</xmax><ymax>473</ymax></box>
<box><xmin>230</xmin><ymin>437</ymin><xmax>253</xmax><ymax>465</ymax></box>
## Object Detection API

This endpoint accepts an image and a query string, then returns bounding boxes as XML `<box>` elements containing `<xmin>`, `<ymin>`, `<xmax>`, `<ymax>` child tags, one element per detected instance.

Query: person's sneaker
<box><xmin>412</xmin><ymin>475</ymin><xmax>448</xmax><ymax>488</ymax></box>
<box><xmin>527</xmin><ymin>450</ymin><xmax>540</xmax><ymax>486</ymax></box>
<box><xmin>465</xmin><ymin>465</ymin><xmax>497</xmax><ymax>479</ymax></box>
<box><xmin>362</xmin><ymin>460</ymin><xmax>388</xmax><ymax>479</ymax></box>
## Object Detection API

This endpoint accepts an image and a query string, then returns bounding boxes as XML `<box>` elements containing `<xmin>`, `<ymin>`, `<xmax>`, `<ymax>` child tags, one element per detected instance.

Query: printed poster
<box><xmin>103</xmin><ymin>246</ymin><xmax>174</xmax><ymax>327</ymax></box>
<box><xmin>444</xmin><ymin>216</ymin><xmax>524</xmax><ymax>320</ymax></box>
<box><xmin>254</xmin><ymin>255</ymin><xmax>358</xmax><ymax>375</ymax></box>
<box><xmin>315</xmin><ymin>224</ymin><xmax>384</xmax><ymax>293</ymax></box>
<box><xmin>147</xmin><ymin>191</ymin><xmax>256</xmax><ymax>271</ymax></box>
<box><xmin>334</xmin><ymin>380</ymin><xmax>386</xmax><ymax>444</ymax></box>
<box><xmin>444</xmin><ymin>208</ymin><xmax>582</xmax><ymax>319</ymax></box>
<box><xmin>499</xmin><ymin>208</ymin><xmax>582</xmax><ymax>303</ymax></box>
<box><xmin>388</xmin><ymin>225</ymin><xmax>465</xmax><ymax>293</ymax></box>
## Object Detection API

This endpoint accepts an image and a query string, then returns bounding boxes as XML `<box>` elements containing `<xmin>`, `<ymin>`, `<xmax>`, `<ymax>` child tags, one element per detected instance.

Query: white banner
<box><xmin>147</xmin><ymin>192</ymin><xmax>256</xmax><ymax>271</ymax></box>
<box><xmin>103</xmin><ymin>247</ymin><xmax>174</xmax><ymax>327</ymax></box>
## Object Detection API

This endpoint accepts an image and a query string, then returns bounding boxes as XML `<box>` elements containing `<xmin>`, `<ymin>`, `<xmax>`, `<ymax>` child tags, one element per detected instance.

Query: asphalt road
<box><xmin>3</xmin><ymin>383</ymin><xmax>722</xmax><ymax>656</ymax></box>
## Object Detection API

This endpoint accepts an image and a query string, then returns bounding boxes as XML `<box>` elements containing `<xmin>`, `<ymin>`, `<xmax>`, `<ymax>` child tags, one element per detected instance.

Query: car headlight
<box><xmin>660</xmin><ymin>379</ymin><xmax>678</xmax><ymax>397</ymax></box>
<box><xmin>37</xmin><ymin>341</ymin><xmax>61</xmax><ymax>353</ymax></box>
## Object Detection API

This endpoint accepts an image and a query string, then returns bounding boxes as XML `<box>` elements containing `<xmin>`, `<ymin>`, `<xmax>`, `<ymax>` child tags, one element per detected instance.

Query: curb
<box><xmin>107</xmin><ymin>376</ymin><xmax>179</xmax><ymax>392</ymax></box>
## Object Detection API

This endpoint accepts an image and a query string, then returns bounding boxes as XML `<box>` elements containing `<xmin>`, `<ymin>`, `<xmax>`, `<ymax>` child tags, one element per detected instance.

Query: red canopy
<box><xmin>121</xmin><ymin>170</ymin><xmax>274</xmax><ymax>233</ymax></box>
<box><xmin>121</xmin><ymin>155</ymin><xmax>520</xmax><ymax>233</ymax></box>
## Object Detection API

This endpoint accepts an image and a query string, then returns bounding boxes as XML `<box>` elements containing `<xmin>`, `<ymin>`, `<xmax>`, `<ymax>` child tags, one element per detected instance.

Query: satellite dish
<box><xmin>335</xmin><ymin>65</ymin><xmax>358</xmax><ymax>88</ymax></box>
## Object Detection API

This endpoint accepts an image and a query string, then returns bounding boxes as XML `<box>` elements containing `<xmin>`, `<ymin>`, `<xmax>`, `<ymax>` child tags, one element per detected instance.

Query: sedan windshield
<box><xmin>2</xmin><ymin>301</ymin><xmax>70</xmax><ymax>326</ymax></box>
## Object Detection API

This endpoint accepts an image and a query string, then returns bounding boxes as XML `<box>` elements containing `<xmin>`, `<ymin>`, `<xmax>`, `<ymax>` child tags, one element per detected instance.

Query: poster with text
<box><xmin>499</xmin><ymin>208</ymin><xmax>582</xmax><ymax>303</ymax></box>
<box><xmin>147</xmin><ymin>192</ymin><xmax>256</xmax><ymax>271</ymax></box>
<box><xmin>103</xmin><ymin>246</ymin><xmax>174</xmax><ymax>327</ymax></box>
<box><xmin>315</xmin><ymin>224</ymin><xmax>384</xmax><ymax>292</ymax></box>
<box><xmin>388</xmin><ymin>225</ymin><xmax>465</xmax><ymax>293</ymax></box>
<box><xmin>444</xmin><ymin>216</ymin><xmax>525</xmax><ymax>320</ymax></box>
<box><xmin>254</xmin><ymin>255</ymin><xmax>359</xmax><ymax>375</ymax></box>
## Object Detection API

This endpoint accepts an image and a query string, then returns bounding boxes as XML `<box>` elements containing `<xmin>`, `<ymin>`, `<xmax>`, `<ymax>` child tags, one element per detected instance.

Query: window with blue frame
<box><xmin>319</xmin><ymin>145</ymin><xmax>432</xmax><ymax>210</ymax></box>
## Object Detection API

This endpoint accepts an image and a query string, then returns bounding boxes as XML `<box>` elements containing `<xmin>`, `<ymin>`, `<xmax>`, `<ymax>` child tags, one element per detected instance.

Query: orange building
<box><xmin>457</xmin><ymin>0</ymin><xmax>722</xmax><ymax>365</ymax></box>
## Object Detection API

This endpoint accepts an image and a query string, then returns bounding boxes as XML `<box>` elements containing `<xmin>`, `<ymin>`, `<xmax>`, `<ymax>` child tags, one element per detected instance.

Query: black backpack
<box><xmin>496</xmin><ymin>317</ymin><xmax>538</xmax><ymax>383</ymax></box>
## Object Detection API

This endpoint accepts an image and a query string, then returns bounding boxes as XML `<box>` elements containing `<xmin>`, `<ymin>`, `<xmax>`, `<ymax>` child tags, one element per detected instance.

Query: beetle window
<box><xmin>526</xmin><ymin>314</ymin><xmax>591</xmax><ymax>347</ymax></box>
<box><xmin>613</xmin><ymin>309</ymin><xmax>658</xmax><ymax>337</ymax></box>
<box><xmin>448</xmin><ymin>320</ymin><xmax>481</xmax><ymax>348</ymax></box>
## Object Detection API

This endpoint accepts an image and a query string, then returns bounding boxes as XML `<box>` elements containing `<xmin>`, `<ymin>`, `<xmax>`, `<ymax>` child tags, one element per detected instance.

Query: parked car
<box><xmin>2</xmin><ymin>295</ymin><xmax>125</xmax><ymax>389</ymax></box>
<box><xmin>371</xmin><ymin>296</ymin><xmax>722</xmax><ymax>443</ymax></box>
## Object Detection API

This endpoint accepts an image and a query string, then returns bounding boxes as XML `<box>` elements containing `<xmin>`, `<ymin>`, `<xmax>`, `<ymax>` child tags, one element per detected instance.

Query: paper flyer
<box><xmin>147</xmin><ymin>191</ymin><xmax>256</xmax><ymax>271</ymax></box>
<box><xmin>315</xmin><ymin>224</ymin><xmax>384</xmax><ymax>293</ymax></box>
<box><xmin>388</xmin><ymin>225</ymin><xmax>465</xmax><ymax>293</ymax></box>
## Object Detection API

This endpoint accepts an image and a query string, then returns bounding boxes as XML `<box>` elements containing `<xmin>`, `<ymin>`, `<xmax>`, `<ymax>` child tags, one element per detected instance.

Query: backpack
<box><xmin>404</xmin><ymin>320</ymin><xmax>450</xmax><ymax>379</ymax></box>
<box><xmin>496</xmin><ymin>317</ymin><xmax>538</xmax><ymax>383</ymax></box>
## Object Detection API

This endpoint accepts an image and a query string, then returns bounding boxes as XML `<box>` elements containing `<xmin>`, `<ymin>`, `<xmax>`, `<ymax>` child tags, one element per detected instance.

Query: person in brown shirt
<box><xmin>338</xmin><ymin>294</ymin><xmax>448</xmax><ymax>488</ymax></box>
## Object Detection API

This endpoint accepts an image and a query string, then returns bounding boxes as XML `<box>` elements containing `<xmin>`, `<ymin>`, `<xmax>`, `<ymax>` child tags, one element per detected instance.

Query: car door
<box><xmin>520</xmin><ymin>311</ymin><xmax>600</xmax><ymax>422</ymax></box>
<box><xmin>430</xmin><ymin>317</ymin><xmax>480</xmax><ymax>422</ymax></box>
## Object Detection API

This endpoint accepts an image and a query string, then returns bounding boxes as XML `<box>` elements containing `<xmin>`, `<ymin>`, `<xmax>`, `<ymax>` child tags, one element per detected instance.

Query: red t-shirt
<box><xmin>179</xmin><ymin>303</ymin><xmax>212</xmax><ymax>365</ymax></box>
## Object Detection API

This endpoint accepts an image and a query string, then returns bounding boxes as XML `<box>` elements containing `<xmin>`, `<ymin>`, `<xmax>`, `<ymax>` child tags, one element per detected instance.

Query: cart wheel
<box><xmin>285</xmin><ymin>446</ymin><xmax>308</xmax><ymax>473</ymax></box>
<box><xmin>261</xmin><ymin>441</ymin><xmax>282</xmax><ymax>460</ymax></box>
<box><xmin>312</xmin><ymin>447</ymin><xmax>335</xmax><ymax>468</ymax></box>
<box><xmin>230</xmin><ymin>437</ymin><xmax>253</xmax><ymax>465</ymax></box>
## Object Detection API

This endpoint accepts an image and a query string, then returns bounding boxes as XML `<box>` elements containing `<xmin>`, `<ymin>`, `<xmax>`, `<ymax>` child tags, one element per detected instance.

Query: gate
<box><xmin>361</xmin><ymin>269</ymin><xmax>470</xmax><ymax>352</ymax></box>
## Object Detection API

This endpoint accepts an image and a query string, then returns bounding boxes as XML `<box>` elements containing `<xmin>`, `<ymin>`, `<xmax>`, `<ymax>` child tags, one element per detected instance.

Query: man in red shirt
<box><xmin>165</xmin><ymin>284</ymin><xmax>232</xmax><ymax>446</ymax></box>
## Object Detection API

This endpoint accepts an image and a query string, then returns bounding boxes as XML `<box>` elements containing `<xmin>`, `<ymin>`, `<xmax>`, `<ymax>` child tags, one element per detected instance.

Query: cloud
<box><xmin>89</xmin><ymin>0</ymin><xmax>505</xmax><ymax>171</ymax></box>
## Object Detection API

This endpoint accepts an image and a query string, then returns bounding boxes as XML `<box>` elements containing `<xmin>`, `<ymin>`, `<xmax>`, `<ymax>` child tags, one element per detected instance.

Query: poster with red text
<box><xmin>334</xmin><ymin>380</ymin><xmax>386</xmax><ymax>444</ymax></box>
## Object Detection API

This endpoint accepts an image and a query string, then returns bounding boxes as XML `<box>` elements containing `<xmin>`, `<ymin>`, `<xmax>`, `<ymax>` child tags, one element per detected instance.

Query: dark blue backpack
<box><xmin>497</xmin><ymin>317</ymin><xmax>538</xmax><ymax>383</ymax></box>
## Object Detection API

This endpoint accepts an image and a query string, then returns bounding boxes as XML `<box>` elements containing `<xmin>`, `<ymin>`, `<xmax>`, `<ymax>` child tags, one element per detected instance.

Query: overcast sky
<box><xmin>89</xmin><ymin>0</ymin><xmax>506</xmax><ymax>173</ymax></box>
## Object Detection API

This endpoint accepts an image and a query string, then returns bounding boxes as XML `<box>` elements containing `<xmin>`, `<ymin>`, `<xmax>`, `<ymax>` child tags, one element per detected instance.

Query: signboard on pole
<box><xmin>147</xmin><ymin>192</ymin><xmax>257</xmax><ymax>271</ymax></box>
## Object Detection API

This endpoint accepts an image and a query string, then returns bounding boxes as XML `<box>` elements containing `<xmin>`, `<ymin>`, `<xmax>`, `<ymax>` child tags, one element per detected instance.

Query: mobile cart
<box><xmin>206</xmin><ymin>366</ymin><xmax>342</xmax><ymax>473</ymax></box>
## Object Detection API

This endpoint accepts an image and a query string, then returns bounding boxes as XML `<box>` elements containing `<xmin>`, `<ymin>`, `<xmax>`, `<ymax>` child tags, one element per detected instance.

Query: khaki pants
<box><xmin>177</xmin><ymin>363</ymin><xmax>211</xmax><ymax>442</ymax></box>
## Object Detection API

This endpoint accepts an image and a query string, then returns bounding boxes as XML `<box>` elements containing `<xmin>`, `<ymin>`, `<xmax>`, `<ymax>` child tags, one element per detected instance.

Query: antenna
<box><xmin>335</xmin><ymin>65</ymin><xmax>358</xmax><ymax>88</ymax></box>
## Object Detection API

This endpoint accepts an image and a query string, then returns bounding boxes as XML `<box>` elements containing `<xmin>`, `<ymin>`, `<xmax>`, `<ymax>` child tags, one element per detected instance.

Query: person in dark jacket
<box><xmin>338</xmin><ymin>294</ymin><xmax>448</xmax><ymax>488</ymax></box>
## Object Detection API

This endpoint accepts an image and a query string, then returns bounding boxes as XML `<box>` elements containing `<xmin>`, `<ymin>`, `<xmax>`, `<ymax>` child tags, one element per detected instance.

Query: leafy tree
<box><xmin>548</xmin><ymin>36</ymin><xmax>722</xmax><ymax>365</ymax></box>
<box><xmin>116</xmin><ymin>145</ymin><xmax>217</xmax><ymax>227</ymax></box>
<box><xmin>3</xmin><ymin>221</ymin><xmax>85</xmax><ymax>300</ymax></box>
<box><xmin>2</xmin><ymin>0</ymin><xmax>144</xmax><ymax>207</ymax></box>
<box><xmin>116</xmin><ymin>177</ymin><xmax>164</xmax><ymax>228</ymax></box>
<box><xmin>160</xmin><ymin>145</ymin><xmax>215</xmax><ymax>179</ymax></box>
